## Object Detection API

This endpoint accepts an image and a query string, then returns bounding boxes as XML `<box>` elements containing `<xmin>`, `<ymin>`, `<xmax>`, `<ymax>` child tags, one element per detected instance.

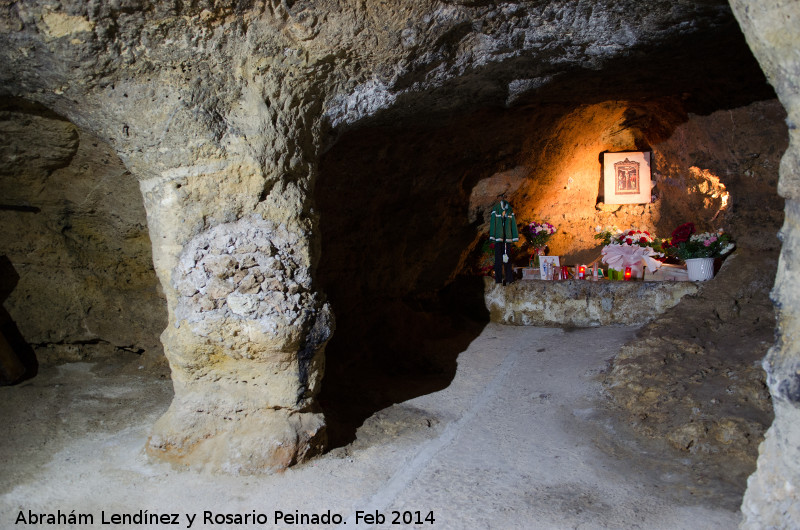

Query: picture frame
<box><xmin>539</xmin><ymin>255</ymin><xmax>560</xmax><ymax>279</ymax></box>
<box><xmin>602</xmin><ymin>151</ymin><xmax>652</xmax><ymax>204</ymax></box>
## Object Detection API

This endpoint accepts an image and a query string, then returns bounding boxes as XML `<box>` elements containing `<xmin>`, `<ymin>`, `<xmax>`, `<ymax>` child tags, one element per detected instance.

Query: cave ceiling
<box><xmin>0</xmin><ymin>1</ymin><xmax>774</xmax><ymax>139</ymax></box>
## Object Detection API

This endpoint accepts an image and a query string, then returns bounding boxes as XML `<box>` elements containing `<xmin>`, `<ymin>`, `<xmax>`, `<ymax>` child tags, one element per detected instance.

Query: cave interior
<box><xmin>313</xmin><ymin>18</ymin><xmax>784</xmax><ymax>447</ymax></box>
<box><xmin>0</xmin><ymin>0</ymin><xmax>793</xmax><ymax>520</ymax></box>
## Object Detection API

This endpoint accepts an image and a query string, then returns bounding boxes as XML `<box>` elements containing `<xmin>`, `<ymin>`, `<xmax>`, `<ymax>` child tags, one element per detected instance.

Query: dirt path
<box><xmin>0</xmin><ymin>324</ymin><xmax>740</xmax><ymax>529</ymax></box>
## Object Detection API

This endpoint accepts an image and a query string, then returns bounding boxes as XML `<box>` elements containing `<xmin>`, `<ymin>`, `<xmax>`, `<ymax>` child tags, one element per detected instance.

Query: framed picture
<box><xmin>539</xmin><ymin>256</ymin><xmax>560</xmax><ymax>279</ymax></box>
<box><xmin>602</xmin><ymin>151</ymin><xmax>652</xmax><ymax>204</ymax></box>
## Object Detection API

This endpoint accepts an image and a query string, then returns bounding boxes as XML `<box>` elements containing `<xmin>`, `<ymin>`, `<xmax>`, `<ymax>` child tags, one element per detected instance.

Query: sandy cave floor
<box><xmin>0</xmin><ymin>324</ymin><xmax>743</xmax><ymax>529</ymax></box>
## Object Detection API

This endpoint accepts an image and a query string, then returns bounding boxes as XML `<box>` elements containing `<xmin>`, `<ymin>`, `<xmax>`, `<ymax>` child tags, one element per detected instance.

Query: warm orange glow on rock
<box><xmin>689</xmin><ymin>166</ymin><xmax>730</xmax><ymax>219</ymax></box>
<box><xmin>466</xmin><ymin>99</ymin><xmax>785</xmax><ymax>266</ymax></box>
<box><xmin>508</xmin><ymin>101</ymin><xmax>663</xmax><ymax>264</ymax></box>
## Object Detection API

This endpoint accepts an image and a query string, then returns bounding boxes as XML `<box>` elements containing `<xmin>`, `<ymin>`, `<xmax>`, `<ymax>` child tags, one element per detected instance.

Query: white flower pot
<box><xmin>685</xmin><ymin>257</ymin><xmax>715</xmax><ymax>281</ymax></box>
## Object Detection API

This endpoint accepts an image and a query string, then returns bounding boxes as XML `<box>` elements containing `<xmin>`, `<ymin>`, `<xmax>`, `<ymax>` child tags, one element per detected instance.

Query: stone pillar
<box><xmin>146</xmin><ymin>209</ymin><xmax>332</xmax><ymax>474</ymax></box>
<box><xmin>0</xmin><ymin>0</ymin><xmax>335</xmax><ymax>473</ymax></box>
<box><xmin>729</xmin><ymin>1</ymin><xmax>800</xmax><ymax>526</ymax></box>
<box><xmin>126</xmin><ymin>79</ymin><xmax>333</xmax><ymax>474</ymax></box>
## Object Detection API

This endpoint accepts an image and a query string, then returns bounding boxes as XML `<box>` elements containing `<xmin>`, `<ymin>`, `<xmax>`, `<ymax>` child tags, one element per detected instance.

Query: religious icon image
<box><xmin>614</xmin><ymin>158</ymin><xmax>640</xmax><ymax>195</ymax></box>
<box><xmin>603</xmin><ymin>151</ymin><xmax>651</xmax><ymax>204</ymax></box>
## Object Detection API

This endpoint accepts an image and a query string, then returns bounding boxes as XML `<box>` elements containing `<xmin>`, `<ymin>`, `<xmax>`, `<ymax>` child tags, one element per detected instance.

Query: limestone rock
<box><xmin>0</xmin><ymin>99</ymin><xmax>166</xmax><ymax>365</ymax></box>
<box><xmin>484</xmin><ymin>276</ymin><xmax>699</xmax><ymax>327</ymax></box>
<box><xmin>604</xmin><ymin>250</ymin><xmax>777</xmax><ymax>494</ymax></box>
<box><xmin>172</xmin><ymin>215</ymin><xmax>318</xmax><ymax>346</ymax></box>
<box><xmin>147</xmin><ymin>395</ymin><xmax>325</xmax><ymax>475</ymax></box>
<box><xmin>728</xmin><ymin>1</ymin><xmax>800</xmax><ymax>526</ymax></box>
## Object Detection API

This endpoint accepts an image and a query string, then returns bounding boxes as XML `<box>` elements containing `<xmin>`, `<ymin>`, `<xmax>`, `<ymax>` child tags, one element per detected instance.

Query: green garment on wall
<box><xmin>489</xmin><ymin>201</ymin><xmax>519</xmax><ymax>242</ymax></box>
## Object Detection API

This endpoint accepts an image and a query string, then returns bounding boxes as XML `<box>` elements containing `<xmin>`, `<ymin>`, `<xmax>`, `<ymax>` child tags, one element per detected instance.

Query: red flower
<box><xmin>671</xmin><ymin>223</ymin><xmax>695</xmax><ymax>245</ymax></box>
<box><xmin>489</xmin><ymin>242</ymin><xmax>495</xmax><ymax>249</ymax></box>
<box><xmin>639</xmin><ymin>237</ymin><xmax>647</xmax><ymax>244</ymax></box>
<box><xmin>644</xmin><ymin>231</ymin><xmax>651</xmax><ymax>236</ymax></box>
<box><xmin>625</xmin><ymin>238</ymin><xmax>633</xmax><ymax>245</ymax></box>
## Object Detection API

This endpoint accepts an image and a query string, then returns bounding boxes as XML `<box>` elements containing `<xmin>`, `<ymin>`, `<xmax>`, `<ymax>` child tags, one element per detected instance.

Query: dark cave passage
<box><xmin>313</xmin><ymin>114</ymin><xmax>500</xmax><ymax>447</ymax></box>
<box><xmin>0</xmin><ymin>256</ymin><xmax>37</xmax><ymax>385</ymax></box>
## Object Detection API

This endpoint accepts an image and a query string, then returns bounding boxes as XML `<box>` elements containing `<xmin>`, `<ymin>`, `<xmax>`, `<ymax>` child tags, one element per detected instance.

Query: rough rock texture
<box><xmin>604</xmin><ymin>250</ymin><xmax>776</xmax><ymax>495</ymax></box>
<box><xmin>0</xmin><ymin>0</ymin><xmax>792</xmax><ymax>486</ymax></box>
<box><xmin>484</xmin><ymin>276</ymin><xmax>699</xmax><ymax>327</ymax></box>
<box><xmin>586</xmin><ymin>86</ymin><xmax>787</xmax><ymax>518</ymax></box>
<box><xmin>149</xmin><ymin>215</ymin><xmax>331</xmax><ymax>472</ymax></box>
<box><xmin>3</xmin><ymin>1</ymin><xmax>339</xmax><ymax>472</ymax></box>
<box><xmin>728</xmin><ymin>1</ymin><xmax>800</xmax><ymax>527</ymax></box>
<box><xmin>0</xmin><ymin>98</ymin><xmax>165</xmax><ymax>365</ymax></box>
<box><xmin>649</xmin><ymin>101</ymin><xmax>787</xmax><ymax>254</ymax></box>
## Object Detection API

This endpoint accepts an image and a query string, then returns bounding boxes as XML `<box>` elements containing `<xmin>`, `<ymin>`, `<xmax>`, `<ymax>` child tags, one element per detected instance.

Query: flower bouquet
<box><xmin>526</xmin><ymin>221</ymin><xmax>556</xmax><ymax>266</ymax></box>
<box><xmin>595</xmin><ymin>226</ymin><xmax>664</xmax><ymax>279</ymax></box>
<box><xmin>595</xmin><ymin>226</ymin><xmax>663</xmax><ymax>252</ymax></box>
<box><xmin>663</xmin><ymin>223</ymin><xmax>734</xmax><ymax>260</ymax></box>
<box><xmin>594</xmin><ymin>225</ymin><xmax>622</xmax><ymax>246</ymax></box>
<box><xmin>662</xmin><ymin>223</ymin><xmax>735</xmax><ymax>281</ymax></box>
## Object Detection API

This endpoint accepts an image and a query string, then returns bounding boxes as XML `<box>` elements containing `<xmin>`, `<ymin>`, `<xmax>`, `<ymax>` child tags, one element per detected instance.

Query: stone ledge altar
<box><xmin>484</xmin><ymin>277</ymin><xmax>699</xmax><ymax>327</ymax></box>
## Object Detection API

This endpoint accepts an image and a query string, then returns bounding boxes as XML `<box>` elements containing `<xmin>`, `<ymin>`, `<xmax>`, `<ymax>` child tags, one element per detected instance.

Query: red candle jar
<box><xmin>624</xmin><ymin>266</ymin><xmax>632</xmax><ymax>281</ymax></box>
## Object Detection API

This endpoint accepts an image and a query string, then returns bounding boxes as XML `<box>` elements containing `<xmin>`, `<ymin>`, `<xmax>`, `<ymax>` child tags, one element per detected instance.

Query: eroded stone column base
<box><xmin>147</xmin><ymin>390</ymin><xmax>325</xmax><ymax>474</ymax></box>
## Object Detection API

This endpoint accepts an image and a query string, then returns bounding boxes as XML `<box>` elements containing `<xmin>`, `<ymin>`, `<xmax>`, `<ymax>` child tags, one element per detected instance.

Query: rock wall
<box><xmin>0</xmin><ymin>98</ymin><xmax>165</xmax><ymax>365</ymax></box>
<box><xmin>728</xmin><ymin>2</ymin><xmax>800</xmax><ymax>527</ymax></box>
<box><xmin>604</xmin><ymin>249</ymin><xmax>777</xmax><ymax>495</ymax></box>
<box><xmin>1</xmin><ymin>1</ymin><xmax>338</xmax><ymax>472</ymax></box>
